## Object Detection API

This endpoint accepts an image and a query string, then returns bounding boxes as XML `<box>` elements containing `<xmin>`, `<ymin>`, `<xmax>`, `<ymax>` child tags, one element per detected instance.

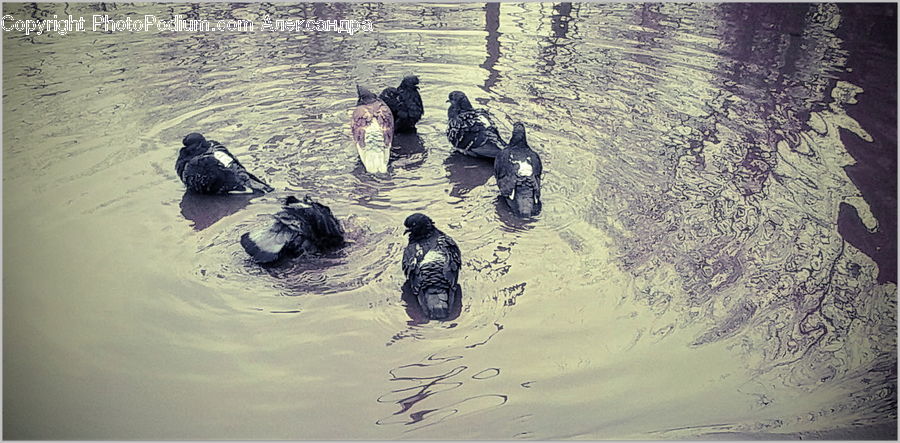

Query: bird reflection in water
<box><xmin>492</xmin><ymin>196</ymin><xmax>539</xmax><ymax>232</ymax></box>
<box><xmin>390</xmin><ymin>131</ymin><xmax>428</xmax><ymax>170</ymax></box>
<box><xmin>179</xmin><ymin>191</ymin><xmax>257</xmax><ymax>231</ymax></box>
<box><xmin>444</xmin><ymin>153</ymin><xmax>495</xmax><ymax>198</ymax></box>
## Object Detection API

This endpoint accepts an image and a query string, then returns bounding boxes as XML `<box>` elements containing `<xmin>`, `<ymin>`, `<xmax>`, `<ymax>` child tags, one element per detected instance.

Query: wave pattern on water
<box><xmin>2</xmin><ymin>2</ymin><xmax>895</xmax><ymax>440</ymax></box>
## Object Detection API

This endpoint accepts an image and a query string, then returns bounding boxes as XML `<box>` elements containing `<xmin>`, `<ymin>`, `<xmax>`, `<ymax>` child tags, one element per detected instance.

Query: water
<box><xmin>3</xmin><ymin>2</ymin><xmax>896</xmax><ymax>439</ymax></box>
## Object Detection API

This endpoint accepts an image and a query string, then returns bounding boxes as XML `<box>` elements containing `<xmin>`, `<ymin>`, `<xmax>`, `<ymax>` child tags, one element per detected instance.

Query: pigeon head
<box><xmin>404</xmin><ymin>213</ymin><xmax>436</xmax><ymax>239</ymax></box>
<box><xmin>283</xmin><ymin>195</ymin><xmax>314</xmax><ymax>208</ymax></box>
<box><xmin>508</xmin><ymin>122</ymin><xmax>528</xmax><ymax>148</ymax></box>
<box><xmin>447</xmin><ymin>91</ymin><xmax>474</xmax><ymax>119</ymax></box>
<box><xmin>400</xmin><ymin>75</ymin><xmax>420</xmax><ymax>88</ymax></box>
<box><xmin>447</xmin><ymin>91</ymin><xmax>473</xmax><ymax>109</ymax></box>
<box><xmin>182</xmin><ymin>132</ymin><xmax>207</xmax><ymax>147</ymax></box>
<box><xmin>356</xmin><ymin>85</ymin><xmax>379</xmax><ymax>105</ymax></box>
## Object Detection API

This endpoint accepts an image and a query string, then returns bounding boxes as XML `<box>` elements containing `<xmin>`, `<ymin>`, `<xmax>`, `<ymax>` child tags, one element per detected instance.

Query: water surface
<box><xmin>3</xmin><ymin>2</ymin><xmax>896</xmax><ymax>439</ymax></box>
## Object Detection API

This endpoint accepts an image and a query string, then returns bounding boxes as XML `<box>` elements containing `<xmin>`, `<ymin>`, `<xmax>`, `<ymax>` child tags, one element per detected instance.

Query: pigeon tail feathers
<box><xmin>240</xmin><ymin>224</ymin><xmax>295</xmax><ymax>263</ymax></box>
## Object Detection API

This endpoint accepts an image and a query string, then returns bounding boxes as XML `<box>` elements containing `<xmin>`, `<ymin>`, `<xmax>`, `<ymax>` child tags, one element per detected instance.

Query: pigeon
<box><xmin>379</xmin><ymin>75</ymin><xmax>424</xmax><ymax>132</ymax></box>
<box><xmin>240</xmin><ymin>195</ymin><xmax>345</xmax><ymax>264</ymax></box>
<box><xmin>176</xmin><ymin>132</ymin><xmax>274</xmax><ymax>194</ymax></box>
<box><xmin>494</xmin><ymin>122</ymin><xmax>543</xmax><ymax>217</ymax></box>
<box><xmin>351</xmin><ymin>85</ymin><xmax>395</xmax><ymax>174</ymax></box>
<box><xmin>446</xmin><ymin>91</ymin><xmax>506</xmax><ymax>159</ymax></box>
<box><xmin>401</xmin><ymin>213</ymin><xmax>462</xmax><ymax>320</ymax></box>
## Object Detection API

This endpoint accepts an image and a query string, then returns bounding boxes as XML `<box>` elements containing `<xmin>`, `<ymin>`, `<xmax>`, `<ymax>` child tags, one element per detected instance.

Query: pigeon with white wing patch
<box><xmin>446</xmin><ymin>91</ymin><xmax>506</xmax><ymax>159</ymax></box>
<box><xmin>494</xmin><ymin>122</ymin><xmax>544</xmax><ymax>217</ymax></box>
<box><xmin>240</xmin><ymin>195</ymin><xmax>345</xmax><ymax>264</ymax></box>
<box><xmin>401</xmin><ymin>213</ymin><xmax>462</xmax><ymax>320</ymax></box>
<box><xmin>176</xmin><ymin>133</ymin><xmax>274</xmax><ymax>194</ymax></box>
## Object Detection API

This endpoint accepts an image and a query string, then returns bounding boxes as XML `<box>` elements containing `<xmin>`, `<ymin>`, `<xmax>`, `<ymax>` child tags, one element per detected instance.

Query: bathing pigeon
<box><xmin>494</xmin><ymin>122</ymin><xmax>543</xmax><ymax>217</ymax></box>
<box><xmin>176</xmin><ymin>133</ymin><xmax>274</xmax><ymax>194</ymax></box>
<box><xmin>351</xmin><ymin>85</ymin><xmax>395</xmax><ymax>173</ymax></box>
<box><xmin>446</xmin><ymin>91</ymin><xmax>506</xmax><ymax>159</ymax></box>
<box><xmin>240</xmin><ymin>195</ymin><xmax>345</xmax><ymax>264</ymax></box>
<box><xmin>379</xmin><ymin>75</ymin><xmax>424</xmax><ymax>132</ymax></box>
<box><xmin>402</xmin><ymin>213</ymin><xmax>462</xmax><ymax>320</ymax></box>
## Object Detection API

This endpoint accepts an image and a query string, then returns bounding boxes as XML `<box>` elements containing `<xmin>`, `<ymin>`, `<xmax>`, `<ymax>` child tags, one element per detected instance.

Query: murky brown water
<box><xmin>3</xmin><ymin>2</ymin><xmax>896</xmax><ymax>440</ymax></box>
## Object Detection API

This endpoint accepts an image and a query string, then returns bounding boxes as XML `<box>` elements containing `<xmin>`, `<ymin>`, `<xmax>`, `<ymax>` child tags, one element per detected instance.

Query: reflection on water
<box><xmin>444</xmin><ymin>152</ymin><xmax>495</xmax><ymax>198</ymax></box>
<box><xmin>3</xmin><ymin>2</ymin><xmax>896</xmax><ymax>440</ymax></box>
<box><xmin>180</xmin><ymin>191</ymin><xmax>257</xmax><ymax>231</ymax></box>
<box><xmin>389</xmin><ymin>131</ymin><xmax>428</xmax><ymax>170</ymax></box>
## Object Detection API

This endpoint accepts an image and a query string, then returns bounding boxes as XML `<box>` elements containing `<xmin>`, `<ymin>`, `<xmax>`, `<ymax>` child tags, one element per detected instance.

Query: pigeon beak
<box><xmin>404</xmin><ymin>228</ymin><xmax>411</xmax><ymax>234</ymax></box>
<box><xmin>445</xmin><ymin>99</ymin><xmax>451</xmax><ymax>103</ymax></box>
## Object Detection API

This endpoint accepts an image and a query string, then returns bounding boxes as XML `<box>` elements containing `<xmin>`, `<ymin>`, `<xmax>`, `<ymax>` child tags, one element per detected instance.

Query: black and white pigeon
<box><xmin>240</xmin><ymin>195</ymin><xmax>345</xmax><ymax>264</ymax></box>
<box><xmin>446</xmin><ymin>91</ymin><xmax>506</xmax><ymax>159</ymax></box>
<box><xmin>351</xmin><ymin>86</ymin><xmax>395</xmax><ymax>173</ymax></box>
<box><xmin>401</xmin><ymin>213</ymin><xmax>462</xmax><ymax>320</ymax></box>
<box><xmin>379</xmin><ymin>75</ymin><xmax>424</xmax><ymax>133</ymax></box>
<box><xmin>494</xmin><ymin>122</ymin><xmax>543</xmax><ymax>217</ymax></box>
<box><xmin>176</xmin><ymin>133</ymin><xmax>274</xmax><ymax>194</ymax></box>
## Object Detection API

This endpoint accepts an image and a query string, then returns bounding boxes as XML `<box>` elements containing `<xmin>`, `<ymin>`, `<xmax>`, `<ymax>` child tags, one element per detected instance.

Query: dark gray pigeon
<box><xmin>446</xmin><ymin>91</ymin><xmax>506</xmax><ymax>159</ymax></box>
<box><xmin>401</xmin><ymin>213</ymin><xmax>462</xmax><ymax>320</ymax></box>
<box><xmin>494</xmin><ymin>122</ymin><xmax>543</xmax><ymax>217</ymax></box>
<box><xmin>379</xmin><ymin>75</ymin><xmax>424</xmax><ymax>133</ymax></box>
<box><xmin>176</xmin><ymin>133</ymin><xmax>274</xmax><ymax>194</ymax></box>
<box><xmin>240</xmin><ymin>195</ymin><xmax>344</xmax><ymax>264</ymax></box>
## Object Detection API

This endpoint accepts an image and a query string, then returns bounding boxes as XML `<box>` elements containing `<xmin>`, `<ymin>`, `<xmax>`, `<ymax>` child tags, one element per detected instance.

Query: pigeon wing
<box><xmin>183</xmin><ymin>154</ymin><xmax>247</xmax><ymax>193</ymax></box>
<box><xmin>373</xmin><ymin>100</ymin><xmax>395</xmax><ymax>147</ymax></box>
<box><xmin>303</xmin><ymin>198</ymin><xmax>345</xmax><ymax>247</ymax></box>
<box><xmin>436</xmin><ymin>232</ymin><xmax>461</xmax><ymax>284</ymax></box>
<box><xmin>402</xmin><ymin>242</ymin><xmax>419</xmax><ymax>278</ymax></box>
<box><xmin>241</xmin><ymin>220</ymin><xmax>298</xmax><ymax>263</ymax></box>
<box><xmin>404</xmin><ymin>87</ymin><xmax>424</xmax><ymax>120</ymax></box>
<box><xmin>351</xmin><ymin>106</ymin><xmax>373</xmax><ymax>147</ymax></box>
<box><xmin>529</xmin><ymin>147</ymin><xmax>544</xmax><ymax>178</ymax></box>
<box><xmin>494</xmin><ymin>148</ymin><xmax>517</xmax><ymax>198</ymax></box>
<box><xmin>379</xmin><ymin>87</ymin><xmax>403</xmax><ymax>119</ymax></box>
<box><xmin>207</xmin><ymin>143</ymin><xmax>272</xmax><ymax>192</ymax></box>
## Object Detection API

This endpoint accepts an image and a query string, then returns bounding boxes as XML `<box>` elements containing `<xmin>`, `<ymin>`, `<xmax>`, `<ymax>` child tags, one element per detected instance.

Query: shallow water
<box><xmin>3</xmin><ymin>2</ymin><xmax>896</xmax><ymax>440</ymax></box>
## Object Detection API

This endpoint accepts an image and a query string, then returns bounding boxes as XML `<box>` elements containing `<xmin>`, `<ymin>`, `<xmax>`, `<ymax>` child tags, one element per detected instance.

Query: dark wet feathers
<box><xmin>447</xmin><ymin>109</ymin><xmax>506</xmax><ymax>159</ymax></box>
<box><xmin>379</xmin><ymin>80</ymin><xmax>423</xmax><ymax>132</ymax></box>
<box><xmin>495</xmin><ymin>146</ymin><xmax>543</xmax><ymax>196</ymax></box>
<box><xmin>494</xmin><ymin>125</ymin><xmax>543</xmax><ymax>216</ymax></box>
<box><xmin>402</xmin><ymin>231</ymin><xmax>461</xmax><ymax>284</ymax></box>
<box><xmin>240</xmin><ymin>196</ymin><xmax>344</xmax><ymax>264</ymax></box>
<box><xmin>177</xmin><ymin>137</ymin><xmax>273</xmax><ymax>194</ymax></box>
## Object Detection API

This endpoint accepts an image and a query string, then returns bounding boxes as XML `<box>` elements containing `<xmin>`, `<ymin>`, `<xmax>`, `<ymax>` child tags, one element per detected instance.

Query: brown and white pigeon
<box><xmin>351</xmin><ymin>85</ymin><xmax>394</xmax><ymax>173</ymax></box>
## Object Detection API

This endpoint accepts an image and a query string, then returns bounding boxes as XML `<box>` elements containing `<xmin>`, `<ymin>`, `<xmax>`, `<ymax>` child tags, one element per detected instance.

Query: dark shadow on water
<box><xmin>400</xmin><ymin>281</ymin><xmax>462</xmax><ymax>325</ymax></box>
<box><xmin>444</xmin><ymin>152</ymin><xmax>495</xmax><ymax>198</ymax></box>
<box><xmin>179</xmin><ymin>191</ymin><xmax>256</xmax><ymax>231</ymax></box>
<box><xmin>349</xmin><ymin>162</ymin><xmax>396</xmax><ymax>210</ymax></box>
<box><xmin>245</xmin><ymin>244</ymin><xmax>352</xmax><ymax>295</ymax></box>
<box><xmin>834</xmin><ymin>3</ymin><xmax>897</xmax><ymax>284</ymax></box>
<box><xmin>390</xmin><ymin>131</ymin><xmax>428</xmax><ymax>170</ymax></box>
<box><xmin>493</xmin><ymin>196</ymin><xmax>539</xmax><ymax>233</ymax></box>
<box><xmin>838</xmin><ymin>203</ymin><xmax>896</xmax><ymax>283</ymax></box>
